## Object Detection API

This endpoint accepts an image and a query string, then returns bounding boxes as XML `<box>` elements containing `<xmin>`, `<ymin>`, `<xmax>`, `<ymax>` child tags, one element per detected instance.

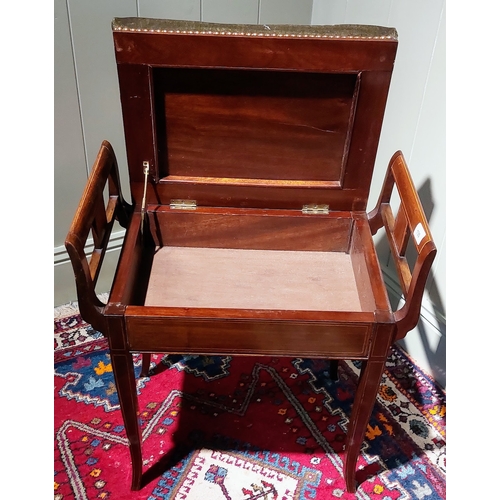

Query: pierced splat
<box><xmin>393</xmin><ymin>202</ymin><xmax>411</xmax><ymax>257</ymax></box>
<box><xmin>368</xmin><ymin>151</ymin><xmax>436</xmax><ymax>338</ymax></box>
<box><xmin>65</xmin><ymin>141</ymin><xmax>132</xmax><ymax>332</ymax></box>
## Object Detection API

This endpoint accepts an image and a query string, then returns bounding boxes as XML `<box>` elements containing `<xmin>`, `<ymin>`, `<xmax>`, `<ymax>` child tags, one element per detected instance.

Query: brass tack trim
<box><xmin>114</xmin><ymin>25</ymin><xmax>396</xmax><ymax>40</ymax></box>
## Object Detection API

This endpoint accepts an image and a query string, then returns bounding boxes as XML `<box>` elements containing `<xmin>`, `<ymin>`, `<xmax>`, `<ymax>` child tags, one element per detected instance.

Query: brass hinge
<box><xmin>302</xmin><ymin>204</ymin><xmax>329</xmax><ymax>214</ymax></box>
<box><xmin>170</xmin><ymin>199</ymin><xmax>197</xmax><ymax>210</ymax></box>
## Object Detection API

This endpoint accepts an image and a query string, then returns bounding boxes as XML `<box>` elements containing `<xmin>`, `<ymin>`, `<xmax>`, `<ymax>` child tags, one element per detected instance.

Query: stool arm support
<box><xmin>65</xmin><ymin>140</ymin><xmax>132</xmax><ymax>333</ymax></box>
<box><xmin>368</xmin><ymin>151</ymin><xmax>437</xmax><ymax>340</ymax></box>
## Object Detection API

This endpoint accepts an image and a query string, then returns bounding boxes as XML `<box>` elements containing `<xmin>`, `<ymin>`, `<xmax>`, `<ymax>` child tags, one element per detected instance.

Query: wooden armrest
<box><xmin>65</xmin><ymin>141</ymin><xmax>132</xmax><ymax>332</ymax></box>
<box><xmin>368</xmin><ymin>151</ymin><xmax>437</xmax><ymax>340</ymax></box>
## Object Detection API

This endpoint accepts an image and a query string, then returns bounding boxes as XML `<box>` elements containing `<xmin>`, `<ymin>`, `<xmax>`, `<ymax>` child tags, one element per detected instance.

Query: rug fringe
<box><xmin>54</xmin><ymin>293</ymin><xmax>109</xmax><ymax>319</ymax></box>
<box><xmin>54</xmin><ymin>301</ymin><xmax>80</xmax><ymax>319</ymax></box>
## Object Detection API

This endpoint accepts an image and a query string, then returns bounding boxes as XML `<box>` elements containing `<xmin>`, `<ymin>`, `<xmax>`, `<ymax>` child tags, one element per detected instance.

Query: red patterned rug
<box><xmin>54</xmin><ymin>303</ymin><xmax>445</xmax><ymax>499</ymax></box>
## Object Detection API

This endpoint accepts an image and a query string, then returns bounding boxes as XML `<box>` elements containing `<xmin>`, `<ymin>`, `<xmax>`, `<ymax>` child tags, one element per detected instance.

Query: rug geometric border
<box><xmin>54</xmin><ymin>303</ymin><xmax>445</xmax><ymax>500</ymax></box>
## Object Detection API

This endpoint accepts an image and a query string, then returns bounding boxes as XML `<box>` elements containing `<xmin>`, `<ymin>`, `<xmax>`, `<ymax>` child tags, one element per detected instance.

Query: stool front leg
<box><xmin>110</xmin><ymin>351</ymin><xmax>143</xmax><ymax>490</ymax></box>
<box><xmin>140</xmin><ymin>353</ymin><xmax>151</xmax><ymax>378</ymax></box>
<box><xmin>343</xmin><ymin>359</ymin><xmax>386</xmax><ymax>493</ymax></box>
<box><xmin>329</xmin><ymin>360</ymin><xmax>339</xmax><ymax>381</ymax></box>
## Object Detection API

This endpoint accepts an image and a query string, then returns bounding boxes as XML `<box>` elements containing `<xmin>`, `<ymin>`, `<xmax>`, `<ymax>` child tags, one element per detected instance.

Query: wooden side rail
<box><xmin>65</xmin><ymin>141</ymin><xmax>132</xmax><ymax>333</ymax></box>
<box><xmin>368</xmin><ymin>151</ymin><xmax>436</xmax><ymax>340</ymax></box>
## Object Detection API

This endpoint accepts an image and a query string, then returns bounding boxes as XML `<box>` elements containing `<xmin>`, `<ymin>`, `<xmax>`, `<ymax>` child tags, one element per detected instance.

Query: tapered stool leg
<box><xmin>140</xmin><ymin>353</ymin><xmax>151</xmax><ymax>377</ymax></box>
<box><xmin>329</xmin><ymin>360</ymin><xmax>339</xmax><ymax>381</ymax></box>
<box><xmin>343</xmin><ymin>359</ymin><xmax>386</xmax><ymax>493</ymax></box>
<box><xmin>110</xmin><ymin>351</ymin><xmax>143</xmax><ymax>490</ymax></box>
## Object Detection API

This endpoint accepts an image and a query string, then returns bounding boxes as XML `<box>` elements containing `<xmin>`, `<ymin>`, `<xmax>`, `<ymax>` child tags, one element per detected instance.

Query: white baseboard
<box><xmin>54</xmin><ymin>230</ymin><xmax>125</xmax><ymax>307</ymax></box>
<box><xmin>54</xmin><ymin>229</ymin><xmax>126</xmax><ymax>266</ymax></box>
<box><xmin>382</xmin><ymin>268</ymin><xmax>446</xmax><ymax>389</ymax></box>
<box><xmin>382</xmin><ymin>268</ymin><xmax>446</xmax><ymax>334</ymax></box>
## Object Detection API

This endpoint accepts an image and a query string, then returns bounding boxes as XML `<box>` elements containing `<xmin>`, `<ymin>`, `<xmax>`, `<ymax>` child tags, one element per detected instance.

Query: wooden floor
<box><xmin>145</xmin><ymin>246</ymin><xmax>364</xmax><ymax>311</ymax></box>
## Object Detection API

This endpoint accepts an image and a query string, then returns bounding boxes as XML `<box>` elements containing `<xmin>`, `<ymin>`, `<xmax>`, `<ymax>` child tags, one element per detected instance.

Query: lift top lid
<box><xmin>113</xmin><ymin>18</ymin><xmax>398</xmax><ymax>211</ymax></box>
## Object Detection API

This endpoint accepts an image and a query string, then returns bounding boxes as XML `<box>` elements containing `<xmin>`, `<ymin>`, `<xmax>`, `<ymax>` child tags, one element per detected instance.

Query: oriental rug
<box><xmin>54</xmin><ymin>302</ymin><xmax>446</xmax><ymax>500</ymax></box>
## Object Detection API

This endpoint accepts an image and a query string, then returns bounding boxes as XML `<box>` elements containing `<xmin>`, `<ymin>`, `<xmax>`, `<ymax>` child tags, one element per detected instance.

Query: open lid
<box><xmin>113</xmin><ymin>18</ymin><xmax>398</xmax><ymax>211</ymax></box>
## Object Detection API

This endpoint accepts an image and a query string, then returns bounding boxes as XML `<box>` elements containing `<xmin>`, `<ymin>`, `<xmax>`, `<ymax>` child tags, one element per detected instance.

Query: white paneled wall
<box><xmin>55</xmin><ymin>0</ymin><xmax>445</xmax><ymax>387</ymax></box>
<box><xmin>138</xmin><ymin>1</ymin><xmax>200</xmax><ymax>21</ymax></box>
<box><xmin>54</xmin><ymin>0</ymin><xmax>313</xmax><ymax>306</ymax></box>
<box><xmin>201</xmin><ymin>1</ymin><xmax>259</xmax><ymax>24</ymax></box>
<box><xmin>54</xmin><ymin>0</ymin><xmax>90</xmax><ymax>246</ymax></box>
<box><xmin>313</xmin><ymin>1</ymin><xmax>446</xmax><ymax>387</ymax></box>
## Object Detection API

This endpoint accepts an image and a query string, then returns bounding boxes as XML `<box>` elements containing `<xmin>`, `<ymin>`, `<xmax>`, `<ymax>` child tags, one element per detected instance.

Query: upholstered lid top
<box><xmin>112</xmin><ymin>17</ymin><xmax>397</xmax><ymax>40</ymax></box>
